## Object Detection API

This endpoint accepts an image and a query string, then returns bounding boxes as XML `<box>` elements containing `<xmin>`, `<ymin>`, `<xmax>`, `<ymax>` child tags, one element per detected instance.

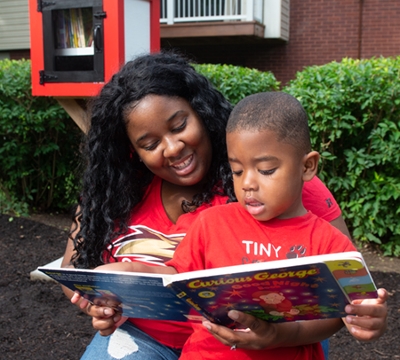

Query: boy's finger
<box><xmin>344</xmin><ymin>315</ymin><xmax>383</xmax><ymax>330</ymax></box>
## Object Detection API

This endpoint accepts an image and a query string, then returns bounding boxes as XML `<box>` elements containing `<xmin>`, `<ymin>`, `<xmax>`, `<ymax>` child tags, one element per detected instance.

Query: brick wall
<box><xmin>10</xmin><ymin>50</ymin><xmax>31</xmax><ymax>60</ymax></box>
<box><xmin>361</xmin><ymin>0</ymin><xmax>400</xmax><ymax>58</ymax></box>
<box><xmin>173</xmin><ymin>0</ymin><xmax>400</xmax><ymax>85</ymax></box>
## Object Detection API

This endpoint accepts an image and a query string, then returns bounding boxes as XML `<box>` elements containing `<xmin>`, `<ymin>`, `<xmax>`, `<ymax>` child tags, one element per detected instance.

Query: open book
<box><xmin>39</xmin><ymin>251</ymin><xmax>377</xmax><ymax>327</ymax></box>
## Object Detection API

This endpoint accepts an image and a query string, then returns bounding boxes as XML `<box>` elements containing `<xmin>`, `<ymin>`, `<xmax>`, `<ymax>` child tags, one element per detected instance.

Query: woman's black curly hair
<box><xmin>71</xmin><ymin>51</ymin><xmax>235</xmax><ymax>269</ymax></box>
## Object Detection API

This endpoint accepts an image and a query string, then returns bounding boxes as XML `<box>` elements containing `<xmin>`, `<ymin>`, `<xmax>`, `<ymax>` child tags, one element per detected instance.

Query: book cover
<box><xmin>39</xmin><ymin>251</ymin><xmax>377</xmax><ymax>327</ymax></box>
<box><xmin>39</xmin><ymin>267</ymin><xmax>196</xmax><ymax>322</ymax></box>
<box><xmin>169</xmin><ymin>254</ymin><xmax>377</xmax><ymax>327</ymax></box>
<box><xmin>69</xmin><ymin>9</ymin><xmax>79</xmax><ymax>48</ymax></box>
<box><xmin>81</xmin><ymin>8</ymin><xmax>94</xmax><ymax>47</ymax></box>
<box><xmin>54</xmin><ymin>10</ymin><xmax>67</xmax><ymax>49</ymax></box>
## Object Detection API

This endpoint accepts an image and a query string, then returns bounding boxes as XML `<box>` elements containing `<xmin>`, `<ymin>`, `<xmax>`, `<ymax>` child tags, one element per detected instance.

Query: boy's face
<box><xmin>227</xmin><ymin>129</ymin><xmax>308</xmax><ymax>221</ymax></box>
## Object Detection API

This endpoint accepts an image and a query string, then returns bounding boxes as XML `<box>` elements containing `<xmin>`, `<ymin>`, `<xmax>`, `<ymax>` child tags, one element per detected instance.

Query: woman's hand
<box><xmin>202</xmin><ymin>309</ymin><xmax>343</xmax><ymax>350</ymax></box>
<box><xmin>68</xmin><ymin>262</ymin><xmax>173</xmax><ymax>336</ymax></box>
<box><xmin>344</xmin><ymin>288</ymin><xmax>388</xmax><ymax>341</ymax></box>
<box><xmin>202</xmin><ymin>310</ymin><xmax>278</xmax><ymax>350</ymax></box>
<box><xmin>71</xmin><ymin>291</ymin><xmax>127</xmax><ymax>336</ymax></box>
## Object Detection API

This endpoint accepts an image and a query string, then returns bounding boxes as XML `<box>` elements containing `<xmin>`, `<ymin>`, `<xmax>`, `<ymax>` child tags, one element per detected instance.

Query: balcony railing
<box><xmin>160</xmin><ymin>0</ymin><xmax>263</xmax><ymax>25</ymax></box>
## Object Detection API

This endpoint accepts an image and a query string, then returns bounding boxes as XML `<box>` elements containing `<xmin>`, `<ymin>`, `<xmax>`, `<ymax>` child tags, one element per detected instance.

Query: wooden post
<box><xmin>56</xmin><ymin>98</ymin><xmax>89</xmax><ymax>134</ymax></box>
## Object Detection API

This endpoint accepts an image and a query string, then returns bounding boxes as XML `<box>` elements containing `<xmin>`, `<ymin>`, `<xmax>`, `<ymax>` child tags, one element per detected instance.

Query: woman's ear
<box><xmin>129</xmin><ymin>144</ymin><xmax>135</xmax><ymax>159</ymax></box>
<box><xmin>302</xmin><ymin>151</ymin><xmax>320</xmax><ymax>182</ymax></box>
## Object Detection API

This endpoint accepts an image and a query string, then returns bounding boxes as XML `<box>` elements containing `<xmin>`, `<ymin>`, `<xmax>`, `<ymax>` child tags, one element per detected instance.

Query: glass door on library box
<box><xmin>41</xmin><ymin>0</ymin><xmax>104</xmax><ymax>83</ymax></box>
<box><xmin>30</xmin><ymin>0</ymin><xmax>125</xmax><ymax>96</ymax></box>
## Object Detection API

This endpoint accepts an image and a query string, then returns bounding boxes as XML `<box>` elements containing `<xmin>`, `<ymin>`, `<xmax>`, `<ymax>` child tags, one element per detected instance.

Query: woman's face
<box><xmin>126</xmin><ymin>95</ymin><xmax>212</xmax><ymax>187</ymax></box>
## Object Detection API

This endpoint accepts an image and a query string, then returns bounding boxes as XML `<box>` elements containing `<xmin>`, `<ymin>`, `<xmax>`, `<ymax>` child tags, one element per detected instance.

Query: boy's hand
<box><xmin>344</xmin><ymin>288</ymin><xmax>388</xmax><ymax>341</ymax></box>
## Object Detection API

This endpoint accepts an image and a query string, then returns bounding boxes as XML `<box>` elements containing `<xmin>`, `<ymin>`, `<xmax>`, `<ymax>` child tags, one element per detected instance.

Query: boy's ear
<box><xmin>302</xmin><ymin>151</ymin><xmax>320</xmax><ymax>182</ymax></box>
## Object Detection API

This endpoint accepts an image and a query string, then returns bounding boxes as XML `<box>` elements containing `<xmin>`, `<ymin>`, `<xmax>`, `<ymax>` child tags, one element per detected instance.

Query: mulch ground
<box><xmin>0</xmin><ymin>213</ymin><xmax>399</xmax><ymax>359</ymax></box>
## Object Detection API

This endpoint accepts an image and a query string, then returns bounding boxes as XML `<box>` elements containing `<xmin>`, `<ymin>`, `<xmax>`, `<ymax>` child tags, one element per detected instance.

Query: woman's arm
<box><xmin>329</xmin><ymin>214</ymin><xmax>352</xmax><ymax>239</ymax></box>
<box><xmin>68</xmin><ymin>260</ymin><xmax>178</xmax><ymax>336</ymax></box>
<box><xmin>202</xmin><ymin>310</ymin><xmax>344</xmax><ymax>350</ymax></box>
<box><xmin>61</xmin><ymin>214</ymin><xmax>123</xmax><ymax>336</ymax></box>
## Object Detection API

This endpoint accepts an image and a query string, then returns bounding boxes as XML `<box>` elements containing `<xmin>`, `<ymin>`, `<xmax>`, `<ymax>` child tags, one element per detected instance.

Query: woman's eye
<box><xmin>144</xmin><ymin>142</ymin><xmax>159</xmax><ymax>151</ymax></box>
<box><xmin>172</xmin><ymin>119</ymin><xmax>187</xmax><ymax>133</ymax></box>
<box><xmin>259</xmin><ymin>169</ymin><xmax>276</xmax><ymax>176</ymax></box>
<box><xmin>231</xmin><ymin>170</ymin><xmax>242</xmax><ymax>176</ymax></box>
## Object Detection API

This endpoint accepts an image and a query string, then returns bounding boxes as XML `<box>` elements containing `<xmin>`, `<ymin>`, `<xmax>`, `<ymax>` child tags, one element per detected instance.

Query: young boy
<box><xmin>74</xmin><ymin>92</ymin><xmax>387</xmax><ymax>358</ymax></box>
<box><xmin>163</xmin><ymin>91</ymin><xmax>358</xmax><ymax>359</ymax></box>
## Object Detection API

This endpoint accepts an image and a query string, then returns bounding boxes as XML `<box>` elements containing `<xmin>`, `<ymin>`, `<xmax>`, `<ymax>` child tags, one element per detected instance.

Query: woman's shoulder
<box><xmin>302</xmin><ymin>176</ymin><xmax>341</xmax><ymax>222</ymax></box>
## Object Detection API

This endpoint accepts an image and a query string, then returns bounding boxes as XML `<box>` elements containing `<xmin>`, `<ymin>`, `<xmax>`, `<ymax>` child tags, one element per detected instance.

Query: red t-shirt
<box><xmin>106</xmin><ymin>176</ymin><xmax>342</xmax><ymax>349</ymax></box>
<box><xmin>167</xmin><ymin>203</ymin><xmax>356</xmax><ymax>359</ymax></box>
<box><xmin>302</xmin><ymin>176</ymin><xmax>340</xmax><ymax>222</ymax></box>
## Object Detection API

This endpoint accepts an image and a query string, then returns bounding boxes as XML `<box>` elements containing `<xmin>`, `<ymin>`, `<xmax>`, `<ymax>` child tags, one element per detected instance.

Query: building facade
<box><xmin>2</xmin><ymin>0</ymin><xmax>400</xmax><ymax>84</ymax></box>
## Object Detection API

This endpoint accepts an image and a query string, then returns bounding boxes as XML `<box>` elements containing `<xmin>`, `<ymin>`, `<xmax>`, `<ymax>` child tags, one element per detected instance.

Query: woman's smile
<box><xmin>170</xmin><ymin>154</ymin><xmax>194</xmax><ymax>174</ymax></box>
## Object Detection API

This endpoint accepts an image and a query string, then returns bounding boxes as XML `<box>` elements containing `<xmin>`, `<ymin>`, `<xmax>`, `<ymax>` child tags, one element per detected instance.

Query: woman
<box><xmin>62</xmin><ymin>51</ymin><xmax>388</xmax><ymax>359</ymax></box>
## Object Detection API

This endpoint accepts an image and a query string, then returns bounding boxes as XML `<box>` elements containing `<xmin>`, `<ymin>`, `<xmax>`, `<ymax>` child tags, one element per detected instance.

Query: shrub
<box><xmin>284</xmin><ymin>57</ymin><xmax>400</xmax><ymax>256</ymax></box>
<box><xmin>0</xmin><ymin>59</ymin><xmax>82</xmax><ymax>215</ymax></box>
<box><xmin>194</xmin><ymin>63</ymin><xmax>280</xmax><ymax>105</ymax></box>
<box><xmin>0</xmin><ymin>61</ymin><xmax>278</xmax><ymax>216</ymax></box>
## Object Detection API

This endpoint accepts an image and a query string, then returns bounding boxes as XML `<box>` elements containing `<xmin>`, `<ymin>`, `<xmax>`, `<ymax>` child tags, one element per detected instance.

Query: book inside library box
<box><xmin>40</xmin><ymin>0</ymin><xmax>104</xmax><ymax>83</ymax></box>
<box><xmin>53</xmin><ymin>7</ymin><xmax>94</xmax><ymax>71</ymax></box>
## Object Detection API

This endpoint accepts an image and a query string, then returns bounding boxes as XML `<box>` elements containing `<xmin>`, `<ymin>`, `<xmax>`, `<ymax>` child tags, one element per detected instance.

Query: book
<box><xmin>39</xmin><ymin>251</ymin><xmax>377</xmax><ymax>328</ymax></box>
<box><xmin>54</xmin><ymin>10</ymin><xmax>67</xmax><ymax>49</ymax></box>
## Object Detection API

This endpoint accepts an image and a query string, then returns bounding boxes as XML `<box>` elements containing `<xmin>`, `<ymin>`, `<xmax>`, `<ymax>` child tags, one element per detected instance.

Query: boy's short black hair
<box><xmin>226</xmin><ymin>92</ymin><xmax>311</xmax><ymax>154</ymax></box>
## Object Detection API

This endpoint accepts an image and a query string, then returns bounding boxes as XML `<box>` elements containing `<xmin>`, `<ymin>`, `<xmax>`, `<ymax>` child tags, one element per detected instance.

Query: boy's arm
<box><xmin>327</xmin><ymin>216</ymin><xmax>388</xmax><ymax>342</ymax></box>
<box><xmin>328</xmin><ymin>219</ymin><xmax>388</xmax><ymax>341</ymax></box>
<box><xmin>343</xmin><ymin>288</ymin><xmax>388</xmax><ymax>341</ymax></box>
<box><xmin>95</xmin><ymin>261</ymin><xmax>178</xmax><ymax>274</ymax></box>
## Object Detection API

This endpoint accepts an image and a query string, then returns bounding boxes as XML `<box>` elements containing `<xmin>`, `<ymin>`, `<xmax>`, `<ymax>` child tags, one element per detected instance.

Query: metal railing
<box><xmin>160</xmin><ymin>0</ymin><xmax>263</xmax><ymax>24</ymax></box>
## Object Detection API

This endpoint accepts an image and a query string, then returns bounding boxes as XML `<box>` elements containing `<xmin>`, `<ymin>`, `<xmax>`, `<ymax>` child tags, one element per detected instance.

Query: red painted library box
<box><xmin>29</xmin><ymin>0</ymin><xmax>160</xmax><ymax>97</ymax></box>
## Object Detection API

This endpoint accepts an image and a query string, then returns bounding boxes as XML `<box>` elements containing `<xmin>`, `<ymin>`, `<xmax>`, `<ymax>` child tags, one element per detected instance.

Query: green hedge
<box><xmin>1</xmin><ymin>57</ymin><xmax>399</xmax><ymax>256</ymax></box>
<box><xmin>194</xmin><ymin>63</ymin><xmax>280</xmax><ymax>104</ymax></box>
<box><xmin>284</xmin><ymin>57</ymin><xmax>400</xmax><ymax>256</ymax></box>
<box><xmin>0</xmin><ymin>60</ymin><xmax>279</xmax><ymax>216</ymax></box>
<box><xmin>0</xmin><ymin>59</ymin><xmax>81</xmax><ymax>215</ymax></box>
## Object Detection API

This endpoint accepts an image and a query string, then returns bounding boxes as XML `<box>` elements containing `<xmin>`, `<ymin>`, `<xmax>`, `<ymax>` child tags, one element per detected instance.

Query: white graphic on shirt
<box><xmin>109</xmin><ymin>225</ymin><xmax>185</xmax><ymax>266</ymax></box>
<box><xmin>242</xmin><ymin>240</ymin><xmax>282</xmax><ymax>258</ymax></box>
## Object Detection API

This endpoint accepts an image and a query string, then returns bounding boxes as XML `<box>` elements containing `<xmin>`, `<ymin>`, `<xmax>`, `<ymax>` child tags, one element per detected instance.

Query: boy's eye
<box><xmin>172</xmin><ymin>119</ymin><xmax>187</xmax><ymax>133</ymax></box>
<box><xmin>259</xmin><ymin>168</ymin><xmax>276</xmax><ymax>176</ymax></box>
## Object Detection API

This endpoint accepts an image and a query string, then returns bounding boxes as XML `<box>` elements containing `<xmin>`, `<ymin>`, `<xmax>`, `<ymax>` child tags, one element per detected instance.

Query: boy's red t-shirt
<box><xmin>167</xmin><ymin>203</ymin><xmax>356</xmax><ymax>359</ymax></box>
